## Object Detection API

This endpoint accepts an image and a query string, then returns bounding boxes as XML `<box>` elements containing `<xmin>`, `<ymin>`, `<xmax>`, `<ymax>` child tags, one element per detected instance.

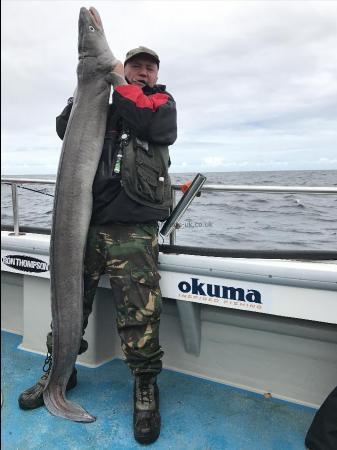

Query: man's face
<box><xmin>124</xmin><ymin>56</ymin><xmax>159</xmax><ymax>88</ymax></box>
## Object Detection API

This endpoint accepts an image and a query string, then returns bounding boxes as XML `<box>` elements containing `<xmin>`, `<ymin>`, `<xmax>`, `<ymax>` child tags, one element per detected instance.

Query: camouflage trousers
<box><xmin>47</xmin><ymin>222</ymin><xmax>164</xmax><ymax>375</ymax></box>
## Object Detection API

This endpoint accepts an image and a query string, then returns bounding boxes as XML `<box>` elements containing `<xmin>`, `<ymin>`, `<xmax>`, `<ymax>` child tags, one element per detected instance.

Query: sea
<box><xmin>1</xmin><ymin>170</ymin><xmax>337</xmax><ymax>251</ymax></box>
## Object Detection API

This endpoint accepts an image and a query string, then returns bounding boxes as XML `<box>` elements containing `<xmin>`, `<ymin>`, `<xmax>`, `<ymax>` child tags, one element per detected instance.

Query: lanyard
<box><xmin>113</xmin><ymin>126</ymin><xmax>130</xmax><ymax>174</ymax></box>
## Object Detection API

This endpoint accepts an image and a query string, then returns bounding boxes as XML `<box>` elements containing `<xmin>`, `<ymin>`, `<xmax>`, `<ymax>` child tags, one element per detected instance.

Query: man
<box><xmin>18</xmin><ymin>46</ymin><xmax>177</xmax><ymax>445</ymax></box>
<box><xmin>305</xmin><ymin>387</ymin><xmax>337</xmax><ymax>450</ymax></box>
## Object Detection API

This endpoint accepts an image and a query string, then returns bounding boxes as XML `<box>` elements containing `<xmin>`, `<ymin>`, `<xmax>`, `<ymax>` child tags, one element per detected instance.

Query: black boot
<box><xmin>18</xmin><ymin>352</ymin><xmax>77</xmax><ymax>410</ymax></box>
<box><xmin>133</xmin><ymin>374</ymin><xmax>161</xmax><ymax>445</ymax></box>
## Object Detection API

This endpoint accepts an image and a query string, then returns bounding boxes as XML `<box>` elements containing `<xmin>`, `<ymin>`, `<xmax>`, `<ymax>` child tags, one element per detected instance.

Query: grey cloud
<box><xmin>2</xmin><ymin>1</ymin><xmax>337</xmax><ymax>174</ymax></box>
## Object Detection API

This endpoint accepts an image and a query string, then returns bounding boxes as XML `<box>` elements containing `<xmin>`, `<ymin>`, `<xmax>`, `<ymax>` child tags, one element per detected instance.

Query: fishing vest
<box><xmin>56</xmin><ymin>87</ymin><xmax>175</xmax><ymax>216</ymax></box>
<box><xmin>121</xmin><ymin>135</ymin><xmax>173</xmax><ymax>211</ymax></box>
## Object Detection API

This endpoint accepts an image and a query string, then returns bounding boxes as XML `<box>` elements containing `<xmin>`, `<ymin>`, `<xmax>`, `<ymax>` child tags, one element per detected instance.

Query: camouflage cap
<box><xmin>124</xmin><ymin>46</ymin><xmax>160</xmax><ymax>67</ymax></box>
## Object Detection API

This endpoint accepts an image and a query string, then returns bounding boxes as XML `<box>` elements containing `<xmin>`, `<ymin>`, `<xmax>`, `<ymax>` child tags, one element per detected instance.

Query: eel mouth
<box><xmin>88</xmin><ymin>6</ymin><xmax>101</xmax><ymax>28</ymax></box>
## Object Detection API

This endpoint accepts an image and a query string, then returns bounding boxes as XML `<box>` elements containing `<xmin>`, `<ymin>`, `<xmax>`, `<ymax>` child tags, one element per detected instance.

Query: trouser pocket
<box><xmin>130</xmin><ymin>268</ymin><xmax>162</xmax><ymax>318</ymax></box>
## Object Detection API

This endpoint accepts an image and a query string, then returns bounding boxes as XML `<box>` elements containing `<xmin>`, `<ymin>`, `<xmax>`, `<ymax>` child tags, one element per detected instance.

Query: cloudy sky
<box><xmin>2</xmin><ymin>0</ymin><xmax>337</xmax><ymax>174</ymax></box>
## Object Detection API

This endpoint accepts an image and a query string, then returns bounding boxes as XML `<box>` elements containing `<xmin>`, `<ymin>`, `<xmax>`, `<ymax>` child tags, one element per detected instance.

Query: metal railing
<box><xmin>2</xmin><ymin>177</ymin><xmax>337</xmax><ymax>244</ymax></box>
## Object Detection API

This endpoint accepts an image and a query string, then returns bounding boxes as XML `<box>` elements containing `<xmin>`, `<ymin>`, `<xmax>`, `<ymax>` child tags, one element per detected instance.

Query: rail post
<box><xmin>10</xmin><ymin>183</ymin><xmax>20</xmax><ymax>236</ymax></box>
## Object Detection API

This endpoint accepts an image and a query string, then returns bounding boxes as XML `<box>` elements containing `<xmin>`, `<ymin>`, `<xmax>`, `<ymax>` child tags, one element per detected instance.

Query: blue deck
<box><xmin>1</xmin><ymin>331</ymin><xmax>315</xmax><ymax>449</ymax></box>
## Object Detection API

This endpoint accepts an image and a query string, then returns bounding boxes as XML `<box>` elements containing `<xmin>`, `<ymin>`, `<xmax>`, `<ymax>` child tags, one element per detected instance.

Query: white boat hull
<box><xmin>1</xmin><ymin>230</ymin><xmax>337</xmax><ymax>408</ymax></box>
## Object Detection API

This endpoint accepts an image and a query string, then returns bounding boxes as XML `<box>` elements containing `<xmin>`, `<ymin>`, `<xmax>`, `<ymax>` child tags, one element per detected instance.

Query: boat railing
<box><xmin>1</xmin><ymin>177</ymin><xmax>337</xmax><ymax>255</ymax></box>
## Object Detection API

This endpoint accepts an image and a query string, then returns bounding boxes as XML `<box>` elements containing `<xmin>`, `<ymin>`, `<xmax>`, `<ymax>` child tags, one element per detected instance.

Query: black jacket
<box><xmin>56</xmin><ymin>83</ymin><xmax>177</xmax><ymax>225</ymax></box>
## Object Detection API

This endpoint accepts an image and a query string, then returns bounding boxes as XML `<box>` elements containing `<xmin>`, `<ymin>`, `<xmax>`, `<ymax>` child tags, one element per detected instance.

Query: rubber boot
<box><xmin>18</xmin><ymin>352</ymin><xmax>77</xmax><ymax>410</ymax></box>
<box><xmin>133</xmin><ymin>374</ymin><xmax>161</xmax><ymax>444</ymax></box>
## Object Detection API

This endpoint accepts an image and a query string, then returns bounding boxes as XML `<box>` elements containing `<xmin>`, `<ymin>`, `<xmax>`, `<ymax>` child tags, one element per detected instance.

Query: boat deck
<box><xmin>1</xmin><ymin>330</ymin><xmax>315</xmax><ymax>449</ymax></box>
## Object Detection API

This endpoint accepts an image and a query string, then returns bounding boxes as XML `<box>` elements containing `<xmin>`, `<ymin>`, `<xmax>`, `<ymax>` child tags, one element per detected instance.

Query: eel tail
<box><xmin>43</xmin><ymin>387</ymin><xmax>96</xmax><ymax>423</ymax></box>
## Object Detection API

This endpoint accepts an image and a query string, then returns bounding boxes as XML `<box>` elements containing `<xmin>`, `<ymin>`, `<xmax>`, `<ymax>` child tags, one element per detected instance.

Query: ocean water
<box><xmin>1</xmin><ymin>170</ymin><xmax>337</xmax><ymax>251</ymax></box>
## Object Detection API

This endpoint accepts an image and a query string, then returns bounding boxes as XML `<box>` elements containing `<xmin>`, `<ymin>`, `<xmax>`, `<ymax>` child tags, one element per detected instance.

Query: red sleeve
<box><xmin>115</xmin><ymin>85</ymin><xmax>170</xmax><ymax>112</ymax></box>
<box><xmin>113</xmin><ymin>85</ymin><xmax>177</xmax><ymax>145</ymax></box>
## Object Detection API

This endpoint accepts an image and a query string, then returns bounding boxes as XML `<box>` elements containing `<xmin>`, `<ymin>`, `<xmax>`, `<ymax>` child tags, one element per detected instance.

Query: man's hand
<box><xmin>106</xmin><ymin>60</ymin><xmax>127</xmax><ymax>87</ymax></box>
<box><xmin>112</xmin><ymin>60</ymin><xmax>125</xmax><ymax>78</ymax></box>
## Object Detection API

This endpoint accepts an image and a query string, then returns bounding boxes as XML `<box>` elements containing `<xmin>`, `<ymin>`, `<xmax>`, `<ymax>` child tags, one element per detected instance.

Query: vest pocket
<box><xmin>135</xmin><ymin>147</ymin><xmax>165</xmax><ymax>204</ymax></box>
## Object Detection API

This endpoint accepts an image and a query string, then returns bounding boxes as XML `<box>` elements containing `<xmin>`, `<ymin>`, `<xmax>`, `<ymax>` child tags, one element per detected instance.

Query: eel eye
<box><xmin>89</xmin><ymin>25</ymin><xmax>95</xmax><ymax>32</ymax></box>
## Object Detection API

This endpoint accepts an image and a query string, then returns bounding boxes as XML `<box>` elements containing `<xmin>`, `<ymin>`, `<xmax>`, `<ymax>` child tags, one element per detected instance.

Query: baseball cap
<box><xmin>124</xmin><ymin>46</ymin><xmax>160</xmax><ymax>67</ymax></box>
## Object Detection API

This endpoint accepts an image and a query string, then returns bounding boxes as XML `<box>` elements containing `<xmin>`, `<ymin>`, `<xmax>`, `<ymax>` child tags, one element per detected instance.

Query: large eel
<box><xmin>43</xmin><ymin>7</ymin><xmax>117</xmax><ymax>422</ymax></box>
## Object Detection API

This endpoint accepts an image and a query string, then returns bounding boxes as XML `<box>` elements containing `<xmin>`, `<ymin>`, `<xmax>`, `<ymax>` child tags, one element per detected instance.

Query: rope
<box><xmin>3</xmin><ymin>183</ymin><xmax>54</xmax><ymax>197</ymax></box>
